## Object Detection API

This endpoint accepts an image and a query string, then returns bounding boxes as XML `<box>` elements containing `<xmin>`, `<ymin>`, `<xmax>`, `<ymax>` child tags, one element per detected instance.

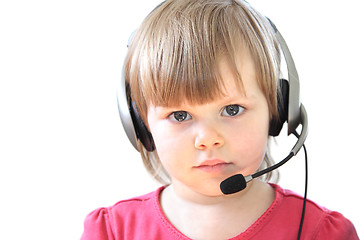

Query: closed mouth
<box><xmin>195</xmin><ymin>159</ymin><xmax>231</xmax><ymax>173</ymax></box>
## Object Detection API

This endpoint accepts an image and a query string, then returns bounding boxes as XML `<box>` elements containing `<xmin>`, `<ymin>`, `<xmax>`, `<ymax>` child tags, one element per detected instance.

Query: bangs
<box><xmin>141</xmin><ymin>41</ymin><xmax>243</xmax><ymax>108</ymax></box>
<box><xmin>142</xmin><ymin>40</ymin><xmax>233</xmax><ymax>107</ymax></box>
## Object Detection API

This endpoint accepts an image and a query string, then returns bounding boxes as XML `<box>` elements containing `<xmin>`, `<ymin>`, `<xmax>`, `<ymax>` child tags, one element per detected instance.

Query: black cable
<box><xmin>294</xmin><ymin>131</ymin><xmax>308</xmax><ymax>240</ymax></box>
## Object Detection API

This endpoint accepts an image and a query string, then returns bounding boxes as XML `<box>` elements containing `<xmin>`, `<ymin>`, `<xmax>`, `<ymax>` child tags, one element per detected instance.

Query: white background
<box><xmin>0</xmin><ymin>0</ymin><xmax>359</xmax><ymax>239</ymax></box>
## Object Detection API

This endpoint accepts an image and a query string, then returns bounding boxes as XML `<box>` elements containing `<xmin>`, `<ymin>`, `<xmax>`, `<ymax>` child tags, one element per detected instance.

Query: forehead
<box><xmin>214</xmin><ymin>53</ymin><xmax>262</xmax><ymax>102</ymax></box>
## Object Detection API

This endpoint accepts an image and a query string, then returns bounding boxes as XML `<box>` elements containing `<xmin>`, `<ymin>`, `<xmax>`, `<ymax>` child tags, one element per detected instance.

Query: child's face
<box><xmin>147</xmin><ymin>50</ymin><xmax>270</xmax><ymax>197</ymax></box>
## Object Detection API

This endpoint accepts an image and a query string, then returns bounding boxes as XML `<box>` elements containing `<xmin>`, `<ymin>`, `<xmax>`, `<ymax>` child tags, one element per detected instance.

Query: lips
<box><xmin>197</xmin><ymin>159</ymin><xmax>227</xmax><ymax>167</ymax></box>
<box><xmin>195</xmin><ymin>159</ymin><xmax>231</xmax><ymax>173</ymax></box>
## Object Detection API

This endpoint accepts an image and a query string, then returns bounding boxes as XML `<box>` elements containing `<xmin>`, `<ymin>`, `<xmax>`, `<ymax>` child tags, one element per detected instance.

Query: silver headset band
<box><xmin>269</xmin><ymin>21</ymin><xmax>308</xmax><ymax>154</ymax></box>
<box><xmin>270</xmin><ymin>23</ymin><xmax>302</xmax><ymax>135</ymax></box>
<box><xmin>117</xmin><ymin>67</ymin><xmax>139</xmax><ymax>150</ymax></box>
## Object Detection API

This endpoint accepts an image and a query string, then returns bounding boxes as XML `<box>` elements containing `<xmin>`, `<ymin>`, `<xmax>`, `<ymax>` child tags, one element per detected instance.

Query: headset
<box><xmin>118</xmin><ymin>14</ymin><xmax>308</xmax><ymax>155</ymax></box>
<box><xmin>117</xmin><ymin>1</ymin><xmax>309</xmax><ymax>239</ymax></box>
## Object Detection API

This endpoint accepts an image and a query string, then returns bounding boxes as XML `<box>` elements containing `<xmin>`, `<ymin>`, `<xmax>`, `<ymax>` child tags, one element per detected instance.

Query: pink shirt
<box><xmin>81</xmin><ymin>184</ymin><xmax>358</xmax><ymax>239</ymax></box>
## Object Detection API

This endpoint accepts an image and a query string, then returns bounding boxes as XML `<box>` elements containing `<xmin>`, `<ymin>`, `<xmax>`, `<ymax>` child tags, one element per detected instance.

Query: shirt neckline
<box><xmin>152</xmin><ymin>184</ymin><xmax>284</xmax><ymax>240</ymax></box>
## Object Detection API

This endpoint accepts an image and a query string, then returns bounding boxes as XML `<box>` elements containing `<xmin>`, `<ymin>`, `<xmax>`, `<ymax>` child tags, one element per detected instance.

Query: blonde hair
<box><xmin>124</xmin><ymin>0</ymin><xmax>281</xmax><ymax>184</ymax></box>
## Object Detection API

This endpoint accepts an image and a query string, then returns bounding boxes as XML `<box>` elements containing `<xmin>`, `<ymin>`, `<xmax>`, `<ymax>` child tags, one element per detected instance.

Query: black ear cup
<box><xmin>269</xmin><ymin>79</ymin><xmax>289</xmax><ymax>136</ymax></box>
<box><xmin>128</xmin><ymin>97</ymin><xmax>156</xmax><ymax>152</ymax></box>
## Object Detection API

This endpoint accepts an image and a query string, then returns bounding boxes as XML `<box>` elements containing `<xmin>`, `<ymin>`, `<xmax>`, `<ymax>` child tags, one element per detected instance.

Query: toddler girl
<box><xmin>81</xmin><ymin>0</ymin><xmax>358</xmax><ymax>239</ymax></box>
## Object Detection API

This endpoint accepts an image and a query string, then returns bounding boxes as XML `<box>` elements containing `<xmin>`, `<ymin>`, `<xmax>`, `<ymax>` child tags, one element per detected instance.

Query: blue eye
<box><xmin>169</xmin><ymin>111</ymin><xmax>192</xmax><ymax>122</ymax></box>
<box><xmin>222</xmin><ymin>105</ymin><xmax>244</xmax><ymax>117</ymax></box>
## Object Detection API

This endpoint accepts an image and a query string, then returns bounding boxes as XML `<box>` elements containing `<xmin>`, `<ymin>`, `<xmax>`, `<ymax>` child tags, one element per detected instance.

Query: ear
<box><xmin>269</xmin><ymin>79</ymin><xmax>289</xmax><ymax>136</ymax></box>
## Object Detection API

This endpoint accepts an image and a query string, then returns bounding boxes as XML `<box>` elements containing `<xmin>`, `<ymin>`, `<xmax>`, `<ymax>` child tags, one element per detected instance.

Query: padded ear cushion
<box><xmin>129</xmin><ymin>99</ymin><xmax>156</xmax><ymax>152</ymax></box>
<box><xmin>269</xmin><ymin>79</ymin><xmax>289</xmax><ymax>136</ymax></box>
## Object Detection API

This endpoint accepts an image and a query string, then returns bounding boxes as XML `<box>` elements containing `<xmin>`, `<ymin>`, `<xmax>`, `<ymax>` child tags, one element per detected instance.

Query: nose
<box><xmin>194</xmin><ymin>121</ymin><xmax>224</xmax><ymax>150</ymax></box>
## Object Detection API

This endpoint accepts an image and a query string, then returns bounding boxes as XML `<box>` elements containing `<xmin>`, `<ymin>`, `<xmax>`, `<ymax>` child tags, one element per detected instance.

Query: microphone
<box><xmin>220</xmin><ymin>153</ymin><xmax>294</xmax><ymax>194</ymax></box>
<box><xmin>220</xmin><ymin>105</ymin><xmax>308</xmax><ymax>195</ymax></box>
<box><xmin>220</xmin><ymin>174</ymin><xmax>253</xmax><ymax>194</ymax></box>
